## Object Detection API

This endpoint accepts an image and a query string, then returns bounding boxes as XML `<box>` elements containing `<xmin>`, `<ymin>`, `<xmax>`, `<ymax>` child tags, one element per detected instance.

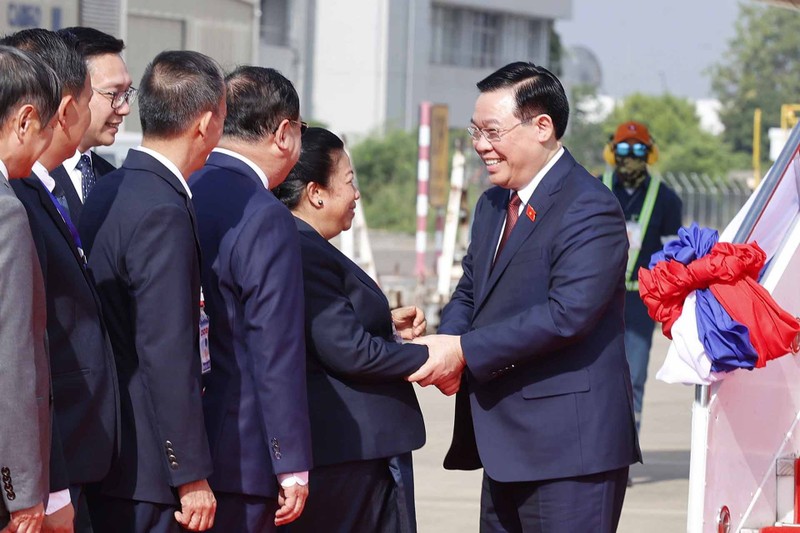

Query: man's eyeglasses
<box><xmin>290</xmin><ymin>119</ymin><xmax>308</xmax><ymax>135</ymax></box>
<box><xmin>93</xmin><ymin>86</ymin><xmax>138</xmax><ymax>110</ymax></box>
<box><xmin>614</xmin><ymin>142</ymin><xmax>649</xmax><ymax>159</ymax></box>
<box><xmin>466</xmin><ymin>118</ymin><xmax>534</xmax><ymax>143</ymax></box>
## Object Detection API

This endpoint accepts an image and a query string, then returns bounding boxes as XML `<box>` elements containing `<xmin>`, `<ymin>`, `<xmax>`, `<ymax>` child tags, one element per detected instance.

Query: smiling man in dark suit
<box><xmin>411</xmin><ymin>62</ymin><xmax>642</xmax><ymax>532</ymax></box>
<box><xmin>0</xmin><ymin>44</ymin><xmax>61</xmax><ymax>533</ymax></box>
<box><xmin>79</xmin><ymin>50</ymin><xmax>226</xmax><ymax>533</ymax></box>
<box><xmin>51</xmin><ymin>27</ymin><xmax>133</xmax><ymax>224</ymax></box>
<box><xmin>2</xmin><ymin>28</ymin><xmax>120</xmax><ymax>533</ymax></box>
<box><xmin>189</xmin><ymin>66</ymin><xmax>312</xmax><ymax>533</ymax></box>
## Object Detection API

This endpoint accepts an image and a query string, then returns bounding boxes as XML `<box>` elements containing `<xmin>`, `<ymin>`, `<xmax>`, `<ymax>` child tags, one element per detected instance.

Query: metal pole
<box><xmin>416</xmin><ymin>102</ymin><xmax>431</xmax><ymax>287</ymax></box>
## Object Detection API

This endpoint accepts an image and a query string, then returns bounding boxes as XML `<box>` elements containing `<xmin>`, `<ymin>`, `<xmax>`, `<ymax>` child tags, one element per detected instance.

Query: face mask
<box><xmin>615</xmin><ymin>156</ymin><xmax>648</xmax><ymax>189</ymax></box>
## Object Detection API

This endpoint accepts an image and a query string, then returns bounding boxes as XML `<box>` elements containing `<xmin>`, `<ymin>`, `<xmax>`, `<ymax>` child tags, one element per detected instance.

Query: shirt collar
<box><xmin>515</xmin><ymin>146</ymin><xmax>564</xmax><ymax>206</ymax></box>
<box><xmin>212</xmin><ymin>147</ymin><xmax>270</xmax><ymax>189</ymax></box>
<box><xmin>0</xmin><ymin>160</ymin><xmax>7</xmax><ymax>182</ymax></box>
<box><xmin>133</xmin><ymin>146</ymin><xmax>192</xmax><ymax>198</ymax></box>
<box><xmin>32</xmin><ymin>161</ymin><xmax>55</xmax><ymax>192</ymax></box>
<box><xmin>63</xmin><ymin>149</ymin><xmax>84</xmax><ymax>171</ymax></box>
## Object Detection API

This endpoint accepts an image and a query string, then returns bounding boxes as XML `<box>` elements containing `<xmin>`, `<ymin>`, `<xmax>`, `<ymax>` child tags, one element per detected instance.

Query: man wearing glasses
<box><xmin>602</xmin><ymin>121</ymin><xmax>683</xmax><ymax>476</ymax></box>
<box><xmin>409</xmin><ymin>62</ymin><xmax>641</xmax><ymax>532</ymax></box>
<box><xmin>52</xmin><ymin>26</ymin><xmax>134</xmax><ymax>224</ymax></box>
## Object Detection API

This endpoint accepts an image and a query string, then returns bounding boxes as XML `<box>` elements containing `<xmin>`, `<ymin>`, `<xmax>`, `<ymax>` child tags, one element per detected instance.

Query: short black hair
<box><xmin>56</xmin><ymin>26</ymin><xmax>124</xmax><ymax>59</ymax></box>
<box><xmin>223</xmin><ymin>66</ymin><xmax>299</xmax><ymax>142</ymax></box>
<box><xmin>138</xmin><ymin>50</ymin><xmax>224</xmax><ymax>139</ymax></box>
<box><xmin>0</xmin><ymin>45</ymin><xmax>61</xmax><ymax>128</ymax></box>
<box><xmin>0</xmin><ymin>28</ymin><xmax>87</xmax><ymax>98</ymax></box>
<box><xmin>272</xmin><ymin>127</ymin><xmax>344</xmax><ymax>209</ymax></box>
<box><xmin>477</xmin><ymin>61</ymin><xmax>569</xmax><ymax>139</ymax></box>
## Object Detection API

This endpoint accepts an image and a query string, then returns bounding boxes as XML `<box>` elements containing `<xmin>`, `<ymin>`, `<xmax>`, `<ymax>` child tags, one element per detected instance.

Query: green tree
<box><xmin>710</xmin><ymin>4</ymin><xmax>800</xmax><ymax>158</ymax></box>
<box><xmin>350</xmin><ymin>129</ymin><xmax>418</xmax><ymax>232</ymax></box>
<box><xmin>562</xmin><ymin>84</ymin><xmax>607</xmax><ymax>176</ymax></box>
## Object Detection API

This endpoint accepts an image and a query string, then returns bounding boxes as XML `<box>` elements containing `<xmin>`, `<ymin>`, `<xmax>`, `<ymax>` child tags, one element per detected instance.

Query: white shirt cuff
<box><xmin>45</xmin><ymin>489</ymin><xmax>71</xmax><ymax>515</ymax></box>
<box><xmin>277</xmin><ymin>471</ymin><xmax>309</xmax><ymax>487</ymax></box>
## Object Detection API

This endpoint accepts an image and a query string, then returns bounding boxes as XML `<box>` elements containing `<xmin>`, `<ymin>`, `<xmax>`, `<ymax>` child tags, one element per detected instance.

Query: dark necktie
<box><xmin>494</xmin><ymin>192</ymin><xmax>521</xmax><ymax>264</ymax></box>
<box><xmin>51</xmin><ymin>180</ymin><xmax>71</xmax><ymax>219</ymax></box>
<box><xmin>77</xmin><ymin>154</ymin><xmax>96</xmax><ymax>200</ymax></box>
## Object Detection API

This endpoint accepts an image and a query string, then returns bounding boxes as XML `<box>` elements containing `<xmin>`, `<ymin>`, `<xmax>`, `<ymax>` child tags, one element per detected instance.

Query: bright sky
<box><xmin>556</xmin><ymin>0</ymin><xmax>746</xmax><ymax>99</ymax></box>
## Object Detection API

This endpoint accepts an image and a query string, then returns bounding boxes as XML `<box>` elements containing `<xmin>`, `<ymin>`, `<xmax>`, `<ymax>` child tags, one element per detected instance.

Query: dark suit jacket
<box><xmin>295</xmin><ymin>217</ymin><xmax>427</xmax><ymax>467</ymax></box>
<box><xmin>189</xmin><ymin>152</ymin><xmax>312</xmax><ymax>498</ymax></box>
<box><xmin>439</xmin><ymin>149</ymin><xmax>642</xmax><ymax>483</ymax></box>
<box><xmin>51</xmin><ymin>151</ymin><xmax>116</xmax><ymax>226</ymax></box>
<box><xmin>11</xmin><ymin>176</ymin><xmax>119</xmax><ymax>492</ymax></box>
<box><xmin>79</xmin><ymin>149</ymin><xmax>211</xmax><ymax>505</ymax></box>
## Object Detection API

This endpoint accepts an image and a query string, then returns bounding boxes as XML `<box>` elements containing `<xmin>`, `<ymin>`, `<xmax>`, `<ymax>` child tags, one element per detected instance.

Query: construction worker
<box><xmin>602</xmin><ymin>121</ymin><xmax>683</xmax><ymax>475</ymax></box>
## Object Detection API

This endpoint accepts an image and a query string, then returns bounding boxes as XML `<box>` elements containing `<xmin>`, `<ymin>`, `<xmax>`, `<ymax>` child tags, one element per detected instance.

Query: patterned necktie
<box><xmin>494</xmin><ymin>192</ymin><xmax>521</xmax><ymax>264</ymax></box>
<box><xmin>77</xmin><ymin>154</ymin><xmax>96</xmax><ymax>201</ymax></box>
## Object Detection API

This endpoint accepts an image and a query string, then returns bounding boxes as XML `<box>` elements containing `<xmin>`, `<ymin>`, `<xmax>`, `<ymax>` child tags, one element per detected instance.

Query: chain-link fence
<box><xmin>659</xmin><ymin>172</ymin><xmax>752</xmax><ymax>231</ymax></box>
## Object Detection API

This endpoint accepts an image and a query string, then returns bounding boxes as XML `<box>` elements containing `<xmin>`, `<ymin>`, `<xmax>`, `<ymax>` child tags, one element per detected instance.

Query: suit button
<box><xmin>6</xmin><ymin>491</ymin><xmax>14</xmax><ymax>500</ymax></box>
<box><xmin>170</xmin><ymin>462</ymin><xmax>179</xmax><ymax>470</ymax></box>
<box><xmin>168</xmin><ymin>455</ymin><xmax>177</xmax><ymax>462</ymax></box>
<box><xmin>274</xmin><ymin>451</ymin><xmax>282</xmax><ymax>460</ymax></box>
<box><xmin>165</xmin><ymin>441</ymin><xmax>173</xmax><ymax>448</ymax></box>
<box><xmin>0</xmin><ymin>467</ymin><xmax>9</xmax><ymax>475</ymax></box>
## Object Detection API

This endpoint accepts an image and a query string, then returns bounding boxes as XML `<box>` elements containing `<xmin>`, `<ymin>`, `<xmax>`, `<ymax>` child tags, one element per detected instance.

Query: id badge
<box><xmin>199</xmin><ymin>291</ymin><xmax>211</xmax><ymax>374</ymax></box>
<box><xmin>626</xmin><ymin>220</ymin><xmax>643</xmax><ymax>253</ymax></box>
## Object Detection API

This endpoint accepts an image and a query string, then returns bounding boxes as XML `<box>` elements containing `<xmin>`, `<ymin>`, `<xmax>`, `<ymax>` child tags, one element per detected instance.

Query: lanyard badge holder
<box><xmin>199</xmin><ymin>288</ymin><xmax>211</xmax><ymax>374</ymax></box>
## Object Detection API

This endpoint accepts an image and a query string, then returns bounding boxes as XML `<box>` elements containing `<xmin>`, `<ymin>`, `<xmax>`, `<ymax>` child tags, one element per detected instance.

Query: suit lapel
<box><xmin>24</xmin><ymin>177</ymin><xmax>86</xmax><ymax>267</ymax></box>
<box><xmin>125</xmin><ymin>150</ymin><xmax>202</xmax><ymax>259</ymax></box>
<box><xmin>296</xmin><ymin>217</ymin><xmax>387</xmax><ymax>302</ymax></box>
<box><xmin>472</xmin><ymin>188</ymin><xmax>507</xmax><ymax>307</ymax></box>
<box><xmin>51</xmin><ymin>164</ymin><xmax>82</xmax><ymax>222</ymax></box>
<box><xmin>474</xmin><ymin>150</ymin><xmax>574</xmax><ymax>314</ymax></box>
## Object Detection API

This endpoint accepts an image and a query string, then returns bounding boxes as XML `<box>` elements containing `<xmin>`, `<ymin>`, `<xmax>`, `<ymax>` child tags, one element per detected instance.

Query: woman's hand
<box><xmin>391</xmin><ymin>306</ymin><xmax>427</xmax><ymax>340</ymax></box>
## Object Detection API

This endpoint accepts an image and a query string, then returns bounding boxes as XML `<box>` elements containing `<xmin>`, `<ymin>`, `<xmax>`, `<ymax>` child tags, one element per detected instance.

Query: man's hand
<box><xmin>42</xmin><ymin>504</ymin><xmax>73</xmax><ymax>533</ymax></box>
<box><xmin>174</xmin><ymin>479</ymin><xmax>216</xmax><ymax>531</ymax></box>
<box><xmin>7</xmin><ymin>502</ymin><xmax>44</xmax><ymax>533</ymax></box>
<box><xmin>407</xmin><ymin>335</ymin><xmax>466</xmax><ymax>395</ymax></box>
<box><xmin>391</xmin><ymin>306</ymin><xmax>427</xmax><ymax>340</ymax></box>
<box><xmin>274</xmin><ymin>483</ymin><xmax>308</xmax><ymax>527</ymax></box>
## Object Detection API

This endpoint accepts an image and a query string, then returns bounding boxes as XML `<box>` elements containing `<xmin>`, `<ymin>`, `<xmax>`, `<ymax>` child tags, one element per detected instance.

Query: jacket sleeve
<box><xmin>126</xmin><ymin>203</ymin><xmax>212</xmax><ymax>487</ymax></box>
<box><xmin>231</xmin><ymin>206</ymin><xmax>312</xmax><ymax>475</ymax></box>
<box><xmin>0</xmin><ymin>196</ymin><xmax>47</xmax><ymax>511</ymax></box>
<box><xmin>461</xmin><ymin>189</ymin><xmax>629</xmax><ymax>382</ymax></box>
<box><xmin>301</xmin><ymin>239</ymin><xmax>428</xmax><ymax>382</ymax></box>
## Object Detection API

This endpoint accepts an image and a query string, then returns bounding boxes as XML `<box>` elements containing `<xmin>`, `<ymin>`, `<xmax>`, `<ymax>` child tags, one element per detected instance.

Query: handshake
<box><xmin>391</xmin><ymin>306</ymin><xmax>465</xmax><ymax>396</ymax></box>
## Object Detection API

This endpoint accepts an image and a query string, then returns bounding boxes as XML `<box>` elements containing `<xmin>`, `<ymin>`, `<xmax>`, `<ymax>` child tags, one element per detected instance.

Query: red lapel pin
<box><xmin>526</xmin><ymin>204</ymin><xmax>536</xmax><ymax>222</ymax></box>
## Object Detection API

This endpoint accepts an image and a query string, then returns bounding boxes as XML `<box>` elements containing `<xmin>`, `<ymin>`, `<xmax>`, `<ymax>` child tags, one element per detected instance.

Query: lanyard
<box><xmin>603</xmin><ymin>171</ymin><xmax>661</xmax><ymax>285</ymax></box>
<box><xmin>44</xmin><ymin>186</ymin><xmax>87</xmax><ymax>267</ymax></box>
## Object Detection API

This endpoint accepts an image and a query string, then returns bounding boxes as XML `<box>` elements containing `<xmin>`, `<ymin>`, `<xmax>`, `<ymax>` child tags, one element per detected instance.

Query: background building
<box><xmin>0</xmin><ymin>0</ymin><xmax>570</xmax><ymax>139</ymax></box>
<box><xmin>261</xmin><ymin>0</ymin><xmax>571</xmax><ymax>138</ymax></box>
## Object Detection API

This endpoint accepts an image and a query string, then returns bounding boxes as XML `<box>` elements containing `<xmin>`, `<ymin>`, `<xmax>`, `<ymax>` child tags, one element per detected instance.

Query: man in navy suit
<box><xmin>52</xmin><ymin>27</ymin><xmax>134</xmax><ymax>223</ymax></box>
<box><xmin>2</xmin><ymin>28</ymin><xmax>119</xmax><ymax>533</ymax></box>
<box><xmin>411</xmin><ymin>62</ymin><xmax>642</xmax><ymax>532</ymax></box>
<box><xmin>79</xmin><ymin>51</ymin><xmax>226</xmax><ymax>533</ymax></box>
<box><xmin>189</xmin><ymin>66</ymin><xmax>312</xmax><ymax>532</ymax></box>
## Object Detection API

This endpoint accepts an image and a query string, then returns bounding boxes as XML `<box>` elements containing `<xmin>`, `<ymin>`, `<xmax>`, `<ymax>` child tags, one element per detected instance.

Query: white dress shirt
<box><xmin>132</xmin><ymin>146</ymin><xmax>192</xmax><ymax>197</ymax></box>
<box><xmin>62</xmin><ymin>149</ymin><xmax>86</xmax><ymax>202</ymax></box>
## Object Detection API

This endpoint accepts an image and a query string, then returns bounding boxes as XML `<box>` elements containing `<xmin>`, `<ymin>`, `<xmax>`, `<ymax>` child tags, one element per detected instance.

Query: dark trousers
<box><xmin>69</xmin><ymin>484</ymin><xmax>93</xmax><ymax>533</ymax></box>
<box><xmin>480</xmin><ymin>467</ymin><xmax>629</xmax><ymax>533</ymax></box>
<box><xmin>86</xmin><ymin>492</ymin><xmax>181</xmax><ymax>533</ymax></box>
<box><xmin>281</xmin><ymin>457</ymin><xmax>408</xmax><ymax>533</ymax></box>
<box><xmin>210</xmin><ymin>491</ymin><xmax>279</xmax><ymax>533</ymax></box>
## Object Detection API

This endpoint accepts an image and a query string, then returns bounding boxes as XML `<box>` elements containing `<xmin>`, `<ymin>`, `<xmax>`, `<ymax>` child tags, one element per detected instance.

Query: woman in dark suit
<box><xmin>273</xmin><ymin>127</ymin><xmax>428</xmax><ymax>533</ymax></box>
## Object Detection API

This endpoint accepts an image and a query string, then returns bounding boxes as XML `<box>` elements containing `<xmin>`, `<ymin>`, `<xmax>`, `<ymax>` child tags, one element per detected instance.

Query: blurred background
<box><xmin>5</xmin><ymin>2</ymin><xmax>800</xmax><ymax>530</ymax></box>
